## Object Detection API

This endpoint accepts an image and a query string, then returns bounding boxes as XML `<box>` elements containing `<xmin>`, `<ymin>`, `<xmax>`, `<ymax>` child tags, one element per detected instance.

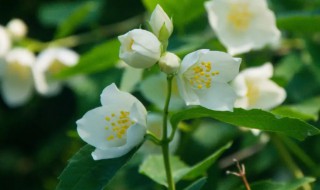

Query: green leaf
<box><xmin>142</xmin><ymin>0</ymin><xmax>206</xmax><ymax>32</ymax></box>
<box><xmin>184</xmin><ymin>177</ymin><xmax>207</xmax><ymax>190</ymax></box>
<box><xmin>56</xmin><ymin>144</ymin><xmax>139</xmax><ymax>190</ymax></box>
<box><xmin>277</xmin><ymin>12</ymin><xmax>320</xmax><ymax>33</ymax></box>
<box><xmin>55</xmin><ymin>1</ymin><xmax>100</xmax><ymax>38</ymax></box>
<box><xmin>139</xmin><ymin>142</ymin><xmax>231</xmax><ymax>186</ymax></box>
<box><xmin>139</xmin><ymin>155</ymin><xmax>189</xmax><ymax>187</ymax></box>
<box><xmin>182</xmin><ymin>142</ymin><xmax>232</xmax><ymax>180</ymax></box>
<box><xmin>171</xmin><ymin>107</ymin><xmax>320</xmax><ymax>141</ymax></box>
<box><xmin>56</xmin><ymin>39</ymin><xmax>120</xmax><ymax>78</ymax></box>
<box><xmin>272</xmin><ymin>96</ymin><xmax>320</xmax><ymax>121</ymax></box>
<box><xmin>239</xmin><ymin>177</ymin><xmax>315</xmax><ymax>190</ymax></box>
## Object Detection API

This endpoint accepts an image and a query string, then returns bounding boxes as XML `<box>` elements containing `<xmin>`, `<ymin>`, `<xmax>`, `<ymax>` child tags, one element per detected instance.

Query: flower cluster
<box><xmin>0</xmin><ymin>19</ymin><xmax>79</xmax><ymax>107</ymax></box>
<box><xmin>77</xmin><ymin>2</ymin><xmax>286</xmax><ymax>160</ymax></box>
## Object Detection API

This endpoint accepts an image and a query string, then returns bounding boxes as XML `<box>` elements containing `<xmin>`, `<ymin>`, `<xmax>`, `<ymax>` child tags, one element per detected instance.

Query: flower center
<box><xmin>8</xmin><ymin>62</ymin><xmax>30</xmax><ymax>79</ymax></box>
<box><xmin>48</xmin><ymin>60</ymin><xmax>65</xmax><ymax>76</ymax></box>
<box><xmin>227</xmin><ymin>3</ymin><xmax>252</xmax><ymax>31</ymax></box>
<box><xmin>104</xmin><ymin>110</ymin><xmax>135</xmax><ymax>141</ymax></box>
<box><xmin>184</xmin><ymin>61</ymin><xmax>219</xmax><ymax>89</ymax></box>
<box><xmin>246</xmin><ymin>80</ymin><xmax>259</xmax><ymax>106</ymax></box>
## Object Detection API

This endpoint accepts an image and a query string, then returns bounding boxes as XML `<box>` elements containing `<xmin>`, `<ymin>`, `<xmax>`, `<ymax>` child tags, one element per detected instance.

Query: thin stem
<box><xmin>161</xmin><ymin>75</ymin><xmax>175</xmax><ymax>190</ymax></box>
<box><xmin>226</xmin><ymin>159</ymin><xmax>251</xmax><ymax>190</ymax></box>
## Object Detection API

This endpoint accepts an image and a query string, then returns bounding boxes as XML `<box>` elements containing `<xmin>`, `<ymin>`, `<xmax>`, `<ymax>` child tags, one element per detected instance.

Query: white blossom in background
<box><xmin>77</xmin><ymin>83</ymin><xmax>147</xmax><ymax>160</ymax></box>
<box><xmin>117</xmin><ymin>60</ymin><xmax>144</xmax><ymax>93</ymax></box>
<box><xmin>118</xmin><ymin>29</ymin><xmax>161</xmax><ymax>69</ymax></box>
<box><xmin>158</xmin><ymin>52</ymin><xmax>180</xmax><ymax>74</ymax></box>
<box><xmin>139</xmin><ymin>113</ymin><xmax>180</xmax><ymax>154</ymax></box>
<box><xmin>6</xmin><ymin>18</ymin><xmax>27</xmax><ymax>39</ymax></box>
<box><xmin>0</xmin><ymin>26</ymin><xmax>11</xmax><ymax>57</ymax></box>
<box><xmin>149</xmin><ymin>4</ymin><xmax>173</xmax><ymax>42</ymax></box>
<box><xmin>33</xmin><ymin>47</ymin><xmax>79</xmax><ymax>96</ymax></box>
<box><xmin>232</xmin><ymin>63</ymin><xmax>286</xmax><ymax>110</ymax></box>
<box><xmin>0</xmin><ymin>48</ymin><xmax>35</xmax><ymax>107</ymax></box>
<box><xmin>205</xmin><ymin>0</ymin><xmax>280</xmax><ymax>55</ymax></box>
<box><xmin>140</xmin><ymin>73</ymin><xmax>185</xmax><ymax>111</ymax></box>
<box><xmin>177</xmin><ymin>49</ymin><xmax>241</xmax><ymax>111</ymax></box>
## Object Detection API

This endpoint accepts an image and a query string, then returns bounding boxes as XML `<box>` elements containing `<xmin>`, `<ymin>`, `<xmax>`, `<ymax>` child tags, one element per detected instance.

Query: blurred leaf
<box><xmin>56</xmin><ymin>144</ymin><xmax>139</xmax><ymax>190</ymax></box>
<box><xmin>273</xmin><ymin>54</ymin><xmax>303</xmax><ymax>87</ymax></box>
<box><xmin>182</xmin><ymin>142</ymin><xmax>232</xmax><ymax>180</ymax></box>
<box><xmin>139</xmin><ymin>155</ymin><xmax>189</xmax><ymax>187</ymax></box>
<box><xmin>184</xmin><ymin>177</ymin><xmax>207</xmax><ymax>190</ymax></box>
<box><xmin>277</xmin><ymin>12</ymin><xmax>320</xmax><ymax>33</ymax></box>
<box><xmin>239</xmin><ymin>177</ymin><xmax>315</xmax><ymax>190</ymax></box>
<box><xmin>55</xmin><ymin>1</ymin><xmax>100</xmax><ymax>38</ymax></box>
<box><xmin>56</xmin><ymin>39</ymin><xmax>120</xmax><ymax>78</ymax></box>
<box><xmin>39</xmin><ymin>0</ymin><xmax>102</xmax><ymax>27</ymax></box>
<box><xmin>171</xmin><ymin>107</ymin><xmax>320</xmax><ymax>141</ymax></box>
<box><xmin>139</xmin><ymin>142</ymin><xmax>231</xmax><ymax>186</ymax></box>
<box><xmin>142</xmin><ymin>0</ymin><xmax>206</xmax><ymax>32</ymax></box>
<box><xmin>272</xmin><ymin>96</ymin><xmax>320</xmax><ymax>121</ymax></box>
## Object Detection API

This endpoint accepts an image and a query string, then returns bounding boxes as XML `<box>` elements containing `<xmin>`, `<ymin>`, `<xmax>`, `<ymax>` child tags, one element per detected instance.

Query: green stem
<box><xmin>145</xmin><ymin>132</ymin><xmax>162</xmax><ymax>145</ymax></box>
<box><xmin>272</xmin><ymin>135</ymin><xmax>311</xmax><ymax>190</ymax></box>
<box><xmin>161</xmin><ymin>75</ymin><xmax>175</xmax><ymax>190</ymax></box>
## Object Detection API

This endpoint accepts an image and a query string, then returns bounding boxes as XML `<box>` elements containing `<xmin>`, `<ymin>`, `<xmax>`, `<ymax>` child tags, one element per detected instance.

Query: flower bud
<box><xmin>118</xmin><ymin>29</ymin><xmax>161</xmax><ymax>69</ymax></box>
<box><xmin>158</xmin><ymin>52</ymin><xmax>180</xmax><ymax>74</ymax></box>
<box><xmin>7</xmin><ymin>18</ymin><xmax>27</xmax><ymax>39</ymax></box>
<box><xmin>149</xmin><ymin>4</ymin><xmax>173</xmax><ymax>42</ymax></box>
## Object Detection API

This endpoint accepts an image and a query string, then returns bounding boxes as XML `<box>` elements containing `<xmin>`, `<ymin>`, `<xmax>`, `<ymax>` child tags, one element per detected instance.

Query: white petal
<box><xmin>0</xmin><ymin>26</ymin><xmax>11</xmax><ymax>56</ymax></box>
<box><xmin>1</xmin><ymin>63</ymin><xmax>33</xmax><ymax>107</ymax></box>
<box><xmin>6</xmin><ymin>48</ymin><xmax>35</xmax><ymax>66</ymax></box>
<box><xmin>195</xmin><ymin>82</ymin><xmax>236</xmax><ymax>111</ymax></box>
<box><xmin>240</xmin><ymin>62</ymin><xmax>273</xmax><ymax>79</ymax></box>
<box><xmin>231</xmin><ymin>74</ymin><xmax>248</xmax><ymax>97</ymax></box>
<box><xmin>200</xmin><ymin>51</ymin><xmax>241</xmax><ymax>82</ymax></box>
<box><xmin>6</xmin><ymin>18</ymin><xmax>28</xmax><ymax>39</ymax></box>
<box><xmin>100</xmin><ymin>83</ymin><xmax>147</xmax><ymax>116</ymax></box>
<box><xmin>177</xmin><ymin>74</ymin><xmax>200</xmax><ymax>106</ymax></box>
<box><xmin>180</xmin><ymin>49</ymin><xmax>209</xmax><ymax>73</ymax></box>
<box><xmin>119</xmin><ymin>66</ymin><xmax>143</xmax><ymax>92</ymax></box>
<box><xmin>247</xmin><ymin>79</ymin><xmax>286</xmax><ymax>110</ymax></box>
<box><xmin>91</xmin><ymin>123</ymin><xmax>146</xmax><ymax>160</ymax></box>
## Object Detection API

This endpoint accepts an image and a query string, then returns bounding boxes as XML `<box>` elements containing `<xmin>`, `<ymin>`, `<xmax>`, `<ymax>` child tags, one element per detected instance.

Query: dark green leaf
<box><xmin>184</xmin><ymin>177</ymin><xmax>207</xmax><ymax>190</ymax></box>
<box><xmin>272</xmin><ymin>96</ymin><xmax>320</xmax><ymax>121</ymax></box>
<box><xmin>56</xmin><ymin>39</ymin><xmax>120</xmax><ymax>78</ymax></box>
<box><xmin>171</xmin><ymin>107</ymin><xmax>320</xmax><ymax>141</ymax></box>
<box><xmin>182</xmin><ymin>142</ymin><xmax>232</xmax><ymax>180</ymax></box>
<box><xmin>139</xmin><ymin>142</ymin><xmax>231</xmax><ymax>186</ymax></box>
<box><xmin>56</xmin><ymin>144</ymin><xmax>139</xmax><ymax>190</ymax></box>
<box><xmin>239</xmin><ymin>177</ymin><xmax>315</xmax><ymax>190</ymax></box>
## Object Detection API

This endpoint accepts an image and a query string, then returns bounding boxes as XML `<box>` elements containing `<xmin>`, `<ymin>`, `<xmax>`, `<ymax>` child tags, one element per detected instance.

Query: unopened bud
<box><xmin>158</xmin><ymin>52</ymin><xmax>180</xmax><ymax>74</ymax></box>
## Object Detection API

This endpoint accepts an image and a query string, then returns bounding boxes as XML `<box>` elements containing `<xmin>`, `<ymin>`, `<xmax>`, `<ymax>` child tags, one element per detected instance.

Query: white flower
<box><xmin>140</xmin><ymin>73</ymin><xmax>185</xmax><ymax>111</ymax></box>
<box><xmin>0</xmin><ymin>48</ymin><xmax>35</xmax><ymax>107</ymax></box>
<box><xmin>149</xmin><ymin>4</ymin><xmax>173</xmax><ymax>42</ymax></box>
<box><xmin>205</xmin><ymin>0</ymin><xmax>280</xmax><ymax>55</ymax></box>
<box><xmin>139</xmin><ymin>113</ymin><xmax>180</xmax><ymax>154</ymax></box>
<box><xmin>118</xmin><ymin>29</ymin><xmax>161</xmax><ymax>69</ymax></box>
<box><xmin>158</xmin><ymin>52</ymin><xmax>180</xmax><ymax>74</ymax></box>
<box><xmin>6</xmin><ymin>18</ymin><xmax>27</xmax><ymax>39</ymax></box>
<box><xmin>0</xmin><ymin>26</ymin><xmax>11</xmax><ymax>57</ymax></box>
<box><xmin>232</xmin><ymin>63</ymin><xmax>286</xmax><ymax>110</ymax></box>
<box><xmin>77</xmin><ymin>83</ymin><xmax>147</xmax><ymax>160</ymax></box>
<box><xmin>177</xmin><ymin>49</ymin><xmax>241</xmax><ymax>111</ymax></box>
<box><xmin>33</xmin><ymin>47</ymin><xmax>79</xmax><ymax>96</ymax></box>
